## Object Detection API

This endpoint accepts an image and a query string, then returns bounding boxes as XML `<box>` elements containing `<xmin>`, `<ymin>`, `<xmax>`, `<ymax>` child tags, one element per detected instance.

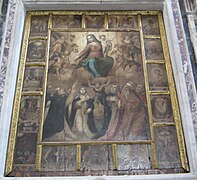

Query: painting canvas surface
<box><xmin>42</xmin><ymin>31</ymin><xmax>150</xmax><ymax>142</ymax></box>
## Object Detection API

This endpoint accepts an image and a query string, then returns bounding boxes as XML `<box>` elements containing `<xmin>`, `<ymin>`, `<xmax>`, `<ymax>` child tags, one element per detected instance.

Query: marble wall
<box><xmin>170</xmin><ymin>0</ymin><xmax>197</xmax><ymax>141</ymax></box>
<box><xmin>0</xmin><ymin>0</ymin><xmax>16</xmax><ymax>114</ymax></box>
<box><xmin>0</xmin><ymin>0</ymin><xmax>9</xmax><ymax>54</ymax></box>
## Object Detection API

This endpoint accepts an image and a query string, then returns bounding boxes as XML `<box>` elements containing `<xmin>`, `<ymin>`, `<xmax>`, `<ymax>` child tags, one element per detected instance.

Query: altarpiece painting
<box><xmin>5</xmin><ymin>11</ymin><xmax>189</xmax><ymax>176</ymax></box>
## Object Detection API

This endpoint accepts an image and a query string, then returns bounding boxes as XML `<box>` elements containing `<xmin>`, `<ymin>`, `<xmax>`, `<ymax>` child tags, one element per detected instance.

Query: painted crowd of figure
<box><xmin>42</xmin><ymin>33</ymin><xmax>151</xmax><ymax>141</ymax></box>
<box><xmin>42</xmin><ymin>83</ymin><xmax>149</xmax><ymax>141</ymax></box>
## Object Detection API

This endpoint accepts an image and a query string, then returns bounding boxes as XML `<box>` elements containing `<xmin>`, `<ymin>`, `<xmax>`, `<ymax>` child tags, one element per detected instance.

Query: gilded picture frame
<box><xmin>5</xmin><ymin>11</ymin><xmax>189</xmax><ymax>176</ymax></box>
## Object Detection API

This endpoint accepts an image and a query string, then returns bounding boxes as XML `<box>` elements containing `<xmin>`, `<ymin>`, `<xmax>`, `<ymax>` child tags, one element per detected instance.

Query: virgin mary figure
<box><xmin>74</xmin><ymin>34</ymin><xmax>114</xmax><ymax>78</ymax></box>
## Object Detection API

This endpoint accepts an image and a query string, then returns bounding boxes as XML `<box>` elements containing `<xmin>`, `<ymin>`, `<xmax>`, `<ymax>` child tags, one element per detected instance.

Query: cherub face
<box><xmin>95</xmin><ymin>83</ymin><xmax>101</xmax><ymax>88</ymax></box>
<box><xmin>111</xmin><ymin>84</ymin><xmax>118</xmax><ymax>93</ymax></box>
<box><xmin>80</xmin><ymin>87</ymin><xmax>87</xmax><ymax>95</ymax></box>
<box><xmin>100</xmin><ymin>35</ymin><xmax>106</xmax><ymax>41</ymax></box>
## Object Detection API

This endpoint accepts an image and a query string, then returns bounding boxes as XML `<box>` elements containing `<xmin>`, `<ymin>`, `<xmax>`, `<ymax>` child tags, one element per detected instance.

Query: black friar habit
<box><xmin>42</xmin><ymin>94</ymin><xmax>67</xmax><ymax>139</ymax></box>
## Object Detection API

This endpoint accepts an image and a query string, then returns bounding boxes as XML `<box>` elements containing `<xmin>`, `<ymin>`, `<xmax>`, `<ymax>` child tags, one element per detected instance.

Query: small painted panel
<box><xmin>18</xmin><ymin>96</ymin><xmax>41</xmax><ymax>133</ymax></box>
<box><xmin>41</xmin><ymin>146</ymin><xmax>65</xmax><ymax>171</ymax></box>
<box><xmin>151</xmin><ymin>94</ymin><xmax>173</xmax><ymax>123</ymax></box>
<box><xmin>154</xmin><ymin>126</ymin><xmax>181</xmax><ymax>168</ymax></box>
<box><xmin>144</xmin><ymin>38</ymin><xmax>164</xmax><ymax>60</ymax></box>
<box><xmin>30</xmin><ymin>16</ymin><xmax>48</xmax><ymax>36</ymax></box>
<box><xmin>85</xmin><ymin>15</ymin><xmax>105</xmax><ymax>28</ymax></box>
<box><xmin>23</xmin><ymin>66</ymin><xmax>44</xmax><ymax>91</ymax></box>
<box><xmin>142</xmin><ymin>16</ymin><xmax>160</xmax><ymax>35</ymax></box>
<box><xmin>41</xmin><ymin>146</ymin><xmax>76</xmax><ymax>171</ymax></box>
<box><xmin>52</xmin><ymin>15</ymin><xmax>82</xmax><ymax>29</ymax></box>
<box><xmin>81</xmin><ymin>145</ymin><xmax>111</xmax><ymax>170</ymax></box>
<box><xmin>147</xmin><ymin>64</ymin><xmax>169</xmax><ymax>91</ymax></box>
<box><xmin>26</xmin><ymin>40</ymin><xmax>47</xmax><ymax>62</ymax></box>
<box><xmin>108</xmin><ymin>15</ymin><xmax>138</xmax><ymax>29</ymax></box>
<box><xmin>117</xmin><ymin>144</ymin><xmax>151</xmax><ymax>170</ymax></box>
<box><xmin>42</xmin><ymin>31</ymin><xmax>150</xmax><ymax>142</ymax></box>
<box><xmin>14</xmin><ymin>133</ymin><xmax>37</xmax><ymax>164</ymax></box>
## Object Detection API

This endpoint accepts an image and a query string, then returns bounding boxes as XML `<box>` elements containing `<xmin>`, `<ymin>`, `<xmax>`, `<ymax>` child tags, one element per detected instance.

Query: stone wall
<box><xmin>178</xmin><ymin>0</ymin><xmax>197</xmax><ymax>141</ymax></box>
<box><xmin>0</xmin><ymin>0</ymin><xmax>9</xmax><ymax>51</ymax></box>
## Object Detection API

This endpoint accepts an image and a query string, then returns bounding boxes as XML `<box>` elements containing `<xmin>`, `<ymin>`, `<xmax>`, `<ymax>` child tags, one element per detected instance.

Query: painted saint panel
<box><xmin>151</xmin><ymin>94</ymin><xmax>173</xmax><ymax>123</ymax></box>
<box><xmin>23</xmin><ymin>66</ymin><xmax>45</xmax><ymax>91</ymax></box>
<box><xmin>41</xmin><ymin>146</ymin><xmax>76</xmax><ymax>171</ymax></box>
<box><xmin>42</xmin><ymin>31</ymin><xmax>150</xmax><ymax>142</ymax></box>
<box><xmin>14</xmin><ymin>133</ymin><xmax>37</xmax><ymax>164</ymax></box>
<box><xmin>144</xmin><ymin>39</ymin><xmax>164</xmax><ymax>60</ymax></box>
<box><xmin>141</xmin><ymin>16</ymin><xmax>160</xmax><ymax>35</ymax></box>
<box><xmin>147</xmin><ymin>64</ymin><xmax>169</xmax><ymax>91</ymax></box>
<box><xmin>52</xmin><ymin>15</ymin><xmax>82</xmax><ymax>29</ymax></box>
<box><xmin>117</xmin><ymin>145</ymin><xmax>152</xmax><ymax>170</ymax></box>
<box><xmin>108</xmin><ymin>15</ymin><xmax>138</xmax><ymax>29</ymax></box>
<box><xmin>154</xmin><ymin>126</ymin><xmax>181</xmax><ymax>168</ymax></box>
<box><xmin>18</xmin><ymin>96</ymin><xmax>41</xmax><ymax>133</ymax></box>
<box><xmin>30</xmin><ymin>16</ymin><xmax>48</xmax><ymax>36</ymax></box>
<box><xmin>85</xmin><ymin>15</ymin><xmax>105</xmax><ymax>28</ymax></box>
<box><xmin>81</xmin><ymin>145</ymin><xmax>112</xmax><ymax>170</ymax></box>
<box><xmin>26</xmin><ymin>40</ymin><xmax>47</xmax><ymax>62</ymax></box>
